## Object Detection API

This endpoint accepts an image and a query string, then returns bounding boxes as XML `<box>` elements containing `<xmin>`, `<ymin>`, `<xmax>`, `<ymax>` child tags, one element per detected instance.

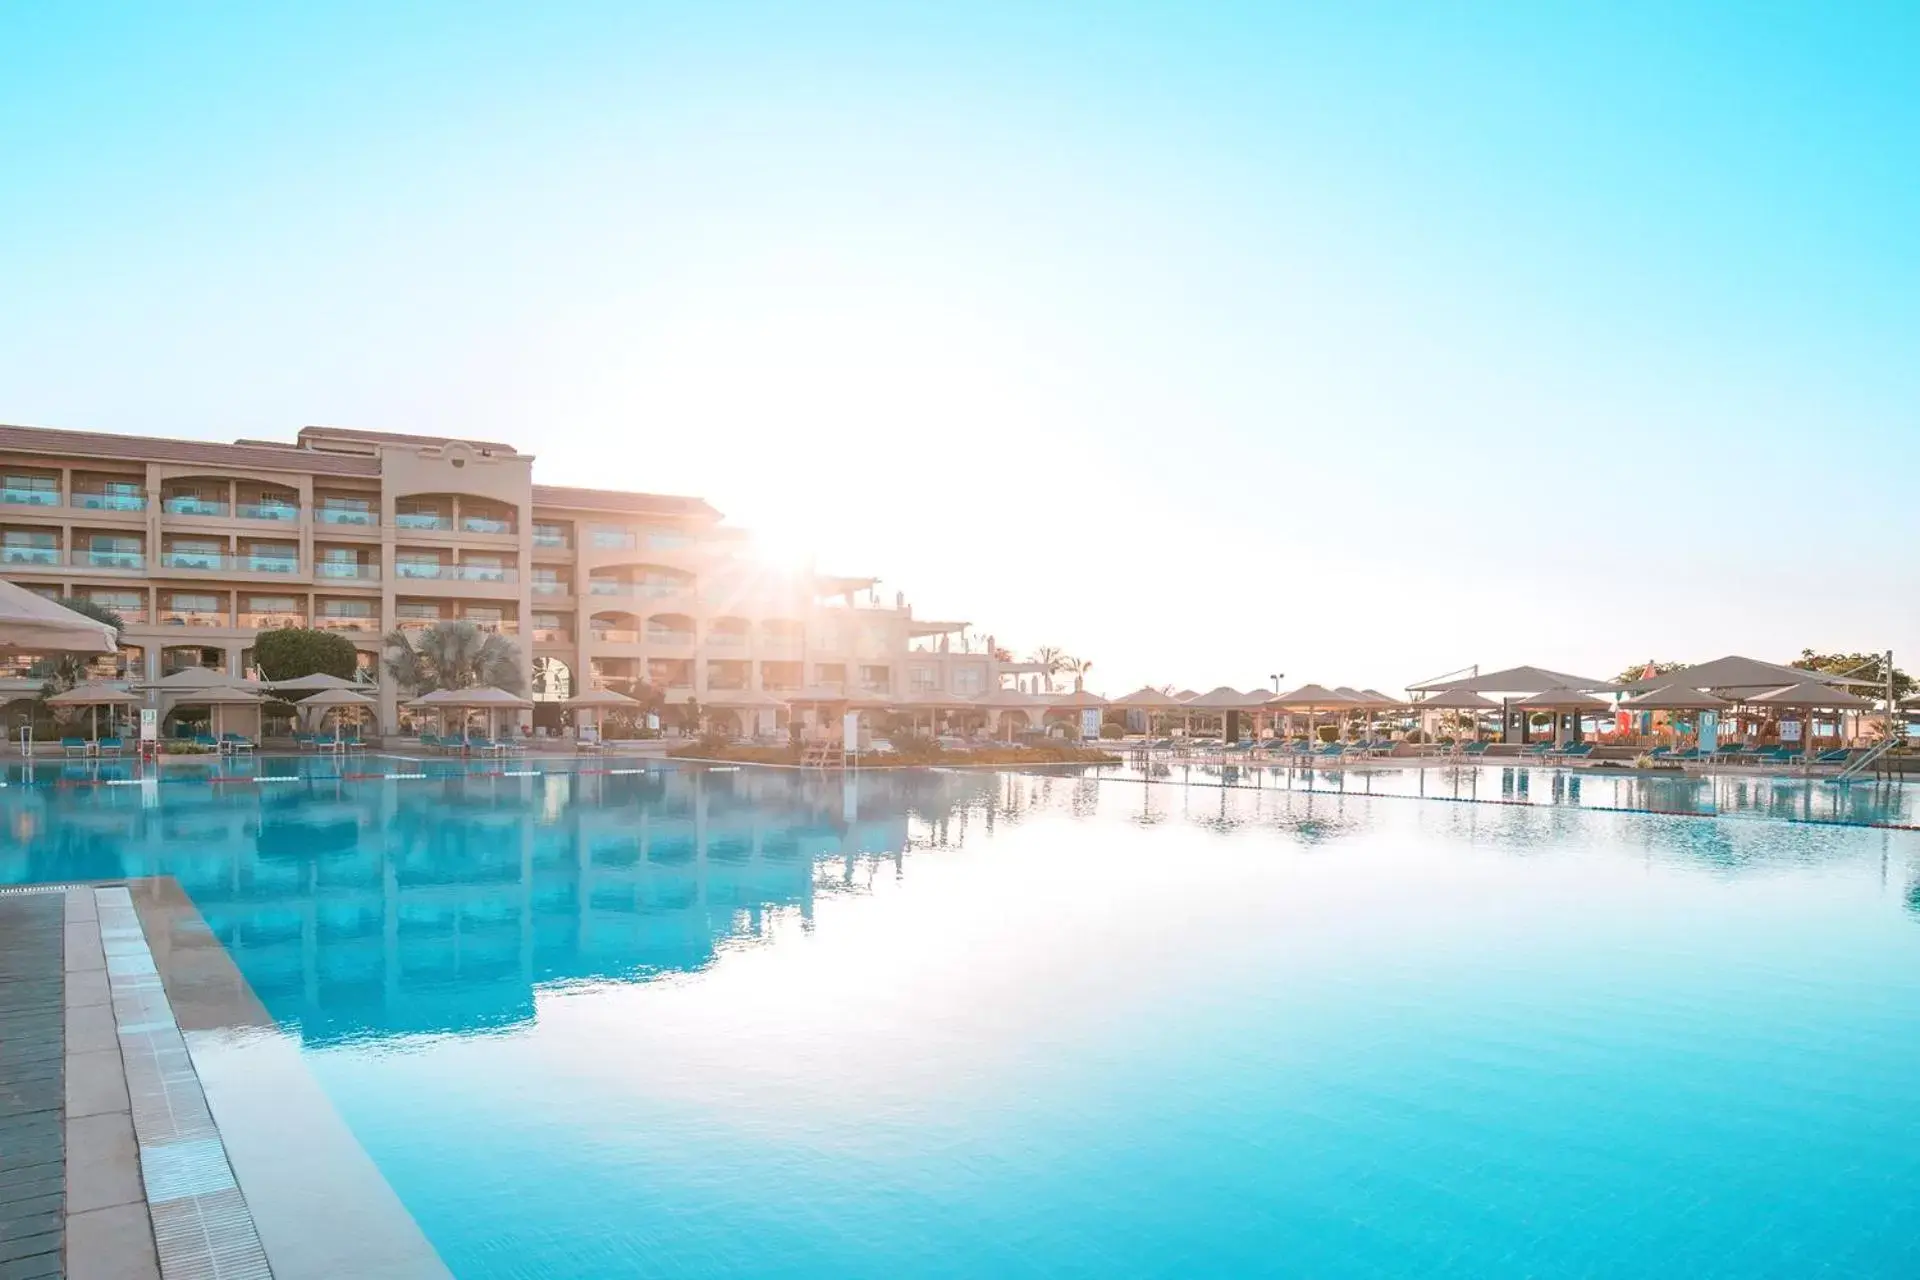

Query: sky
<box><xmin>2</xmin><ymin>3</ymin><xmax>1915</xmax><ymax>693</ymax></box>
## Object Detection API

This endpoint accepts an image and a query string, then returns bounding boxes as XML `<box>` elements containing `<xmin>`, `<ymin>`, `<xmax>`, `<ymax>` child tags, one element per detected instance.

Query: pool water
<box><xmin>5</xmin><ymin>762</ymin><xmax>1920</xmax><ymax>1277</ymax></box>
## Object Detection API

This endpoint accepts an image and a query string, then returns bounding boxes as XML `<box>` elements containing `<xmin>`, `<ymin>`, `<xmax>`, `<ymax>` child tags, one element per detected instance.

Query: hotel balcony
<box><xmin>315</xmin><ymin>561</ymin><xmax>381</xmax><ymax>583</ymax></box>
<box><xmin>531</xmin><ymin>626</ymin><xmax>574</xmax><ymax>645</ymax></box>
<box><xmin>0</xmin><ymin>546</ymin><xmax>149</xmax><ymax>573</ymax></box>
<box><xmin>315</xmin><ymin>615</ymin><xmax>380</xmax><ymax>634</ymax></box>
<box><xmin>157</xmin><ymin>550</ymin><xmax>301</xmax><ymax>575</ymax></box>
<box><xmin>158</xmin><ymin>610</ymin><xmax>232</xmax><ymax>628</ymax></box>
<box><xmin>393</xmin><ymin>562</ymin><xmax>519</xmax><ymax>584</ymax></box>
<box><xmin>238</xmin><ymin>611</ymin><xmax>307</xmax><ymax>630</ymax></box>
<box><xmin>0</xmin><ymin>480</ymin><xmax>61</xmax><ymax>508</ymax></box>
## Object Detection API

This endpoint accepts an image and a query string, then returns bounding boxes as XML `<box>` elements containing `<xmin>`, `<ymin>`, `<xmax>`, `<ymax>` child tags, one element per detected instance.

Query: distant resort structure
<box><xmin>0</xmin><ymin>421</ymin><xmax>1910</xmax><ymax>773</ymax></box>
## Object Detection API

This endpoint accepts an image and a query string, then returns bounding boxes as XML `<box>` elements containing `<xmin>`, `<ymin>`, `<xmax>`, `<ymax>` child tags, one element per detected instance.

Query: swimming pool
<box><xmin>6</xmin><ymin>760</ymin><xmax>1920</xmax><ymax>1276</ymax></box>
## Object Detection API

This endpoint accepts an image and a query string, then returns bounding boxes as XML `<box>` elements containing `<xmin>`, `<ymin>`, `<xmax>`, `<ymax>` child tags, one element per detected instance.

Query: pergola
<box><xmin>1745</xmin><ymin>679</ymin><xmax>1877</xmax><ymax>763</ymax></box>
<box><xmin>1409</xmin><ymin>665</ymin><xmax>1618</xmax><ymax>744</ymax></box>
<box><xmin>297</xmin><ymin>687</ymin><xmax>378</xmax><ymax>741</ymax></box>
<box><xmin>405</xmin><ymin>686</ymin><xmax>534</xmax><ymax>741</ymax></box>
<box><xmin>1512</xmin><ymin>688</ymin><xmax>1611</xmax><ymax>746</ymax></box>
<box><xmin>561</xmin><ymin>687</ymin><xmax>642</xmax><ymax>741</ymax></box>
<box><xmin>1267</xmin><ymin>683</ymin><xmax>1364</xmax><ymax>743</ymax></box>
<box><xmin>45</xmin><ymin>682</ymin><xmax>141</xmax><ymax>741</ymax></box>
<box><xmin>1408</xmin><ymin>686</ymin><xmax>1500</xmax><ymax>744</ymax></box>
<box><xmin>1110</xmin><ymin>687</ymin><xmax>1185</xmax><ymax>737</ymax></box>
<box><xmin>1617</xmin><ymin>683</ymin><xmax>1732</xmax><ymax>748</ymax></box>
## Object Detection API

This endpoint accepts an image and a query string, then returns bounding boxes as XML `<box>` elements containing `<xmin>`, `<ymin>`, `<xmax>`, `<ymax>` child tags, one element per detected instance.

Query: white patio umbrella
<box><xmin>266</xmin><ymin>672</ymin><xmax>367</xmax><ymax>693</ymax></box>
<box><xmin>176</xmin><ymin>685</ymin><xmax>263</xmax><ymax>742</ymax></box>
<box><xmin>1410</xmin><ymin>686</ymin><xmax>1500</xmax><ymax>742</ymax></box>
<box><xmin>1267</xmin><ymin>683</ymin><xmax>1364</xmax><ymax>744</ymax></box>
<box><xmin>0</xmin><ymin>580</ymin><xmax>117</xmax><ymax>657</ymax></box>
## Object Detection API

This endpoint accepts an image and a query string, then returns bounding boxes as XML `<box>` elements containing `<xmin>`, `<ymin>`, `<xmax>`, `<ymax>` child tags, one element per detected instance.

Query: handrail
<box><xmin>1829</xmin><ymin>737</ymin><xmax>1898</xmax><ymax>785</ymax></box>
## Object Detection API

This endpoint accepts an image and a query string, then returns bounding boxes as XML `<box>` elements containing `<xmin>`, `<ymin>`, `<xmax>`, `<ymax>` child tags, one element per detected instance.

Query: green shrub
<box><xmin>1098</xmin><ymin>723</ymin><xmax>1125</xmax><ymax>739</ymax></box>
<box><xmin>252</xmin><ymin>627</ymin><xmax>358</xmax><ymax>681</ymax></box>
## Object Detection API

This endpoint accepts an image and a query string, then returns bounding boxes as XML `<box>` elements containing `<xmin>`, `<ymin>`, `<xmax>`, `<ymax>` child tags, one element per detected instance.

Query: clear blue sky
<box><xmin>3</xmin><ymin>3</ymin><xmax>1914</xmax><ymax>691</ymax></box>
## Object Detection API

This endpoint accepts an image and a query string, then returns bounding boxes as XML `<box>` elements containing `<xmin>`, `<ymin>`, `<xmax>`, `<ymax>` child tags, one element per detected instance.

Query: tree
<box><xmin>1028</xmin><ymin>646</ymin><xmax>1065</xmax><ymax>692</ymax></box>
<box><xmin>252</xmin><ymin>627</ymin><xmax>358</xmax><ymax>681</ymax></box>
<box><xmin>1061</xmin><ymin>656</ymin><xmax>1093</xmax><ymax>690</ymax></box>
<box><xmin>1793</xmin><ymin>650</ymin><xmax>1912</xmax><ymax>701</ymax></box>
<box><xmin>1612</xmin><ymin>660</ymin><xmax>1686</xmax><ymax>685</ymax></box>
<box><xmin>382</xmin><ymin>621</ymin><xmax>527</xmax><ymax>695</ymax></box>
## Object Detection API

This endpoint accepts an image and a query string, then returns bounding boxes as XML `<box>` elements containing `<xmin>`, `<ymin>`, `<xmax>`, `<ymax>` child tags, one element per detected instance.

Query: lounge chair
<box><xmin>61</xmin><ymin>736</ymin><xmax>92</xmax><ymax>758</ymax></box>
<box><xmin>312</xmin><ymin>733</ymin><xmax>340</xmax><ymax>752</ymax></box>
<box><xmin>417</xmin><ymin>732</ymin><xmax>442</xmax><ymax>754</ymax></box>
<box><xmin>1461</xmin><ymin>741</ymin><xmax>1491</xmax><ymax>758</ymax></box>
<box><xmin>97</xmin><ymin>737</ymin><xmax>125</xmax><ymax>757</ymax></box>
<box><xmin>465</xmin><ymin>735</ymin><xmax>501</xmax><ymax>757</ymax></box>
<box><xmin>191</xmin><ymin>733</ymin><xmax>220</xmax><ymax>750</ymax></box>
<box><xmin>1555</xmin><ymin>742</ymin><xmax>1595</xmax><ymax>761</ymax></box>
<box><xmin>1815</xmin><ymin>747</ymin><xmax>1852</xmax><ymax>765</ymax></box>
<box><xmin>222</xmin><ymin>733</ymin><xmax>256</xmax><ymax>754</ymax></box>
<box><xmin>341</xmin><ymin>731</ymin><xmax>369</xmax><ymax>753</ymax></box>
<box><xmin>292</xmin><ymin>731</ymin><xmax>316</xmax><ymax>751</ymax></box>
<box><xmin>1669</xmin><ymin>747</ymin><xmax>1701</xmax><ymax>762</ymax></box>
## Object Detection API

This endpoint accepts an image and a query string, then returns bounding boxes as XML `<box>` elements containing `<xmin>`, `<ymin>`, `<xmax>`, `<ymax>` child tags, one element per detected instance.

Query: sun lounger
<box><xmin>222</xmin><ymin>733</ymin><xmax>256</xmax><ymax>754</ymax></box>
<box><xmin>97</xmin><ymin>737</ymin><xmax>125</xmax><ymax>756</ymax></box>
<box><xmin>418</xmin><ymin>732</ymin><xmax>443</xmax><ymax>753</ymax></box>
<box><xmin>1669</xmin><ymin>747</ymin><xmax>1701</xmax><ymax>762</ymax></box>
<box><xmin>1815</xmin><ymin>747</ymin><xmax>1852</xmax><ymax>765</ymax></box>
<box><xmin>1556</xmin><ymin>742</ymin><xmax>1595</xmax><ymax>760</ymax></box>
<box><xmin>61</xmin><ymin>736</ymin><xmax>92</xmax><ymax>758</ymax></box>
<box><xmin>191</xmin><ymin>733</ymin><xmax>220</xmax><ymax>750</ymax></box>
<box><xmin>1461</xmin><ymin>740</ymin><xmax>1491</xmax><ymax>757</ymax></box>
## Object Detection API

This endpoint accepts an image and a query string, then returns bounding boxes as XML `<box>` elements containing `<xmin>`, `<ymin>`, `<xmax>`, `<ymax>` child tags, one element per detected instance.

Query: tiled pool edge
<box><xmin>125</xmin><ymin>878</ymin><xmax>452</xmax><ymax>1280</ymax></box>
<box><xmin>96</xmin><ymin>885</ymin><xmax>273</xmax><ymax>1279</ymax></box>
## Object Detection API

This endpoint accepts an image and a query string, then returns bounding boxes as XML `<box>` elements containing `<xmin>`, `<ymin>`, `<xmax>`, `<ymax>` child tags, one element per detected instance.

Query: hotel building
<box><xmin>0</xmin><ymin>422</ymin><xmax>1006</xmax><ymax>732</ymax></box>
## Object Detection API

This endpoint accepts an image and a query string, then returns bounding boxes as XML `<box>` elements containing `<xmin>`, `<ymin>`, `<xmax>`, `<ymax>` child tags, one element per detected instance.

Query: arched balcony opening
<box><xmin>590</xmin><ymin>611</ymin><xmax>641</xmax><ymax>644</ymax></box>
<box><xmin>645</xmin><ymin>613</ymin><xmax>696</xmax><ymax>646</ymax></box>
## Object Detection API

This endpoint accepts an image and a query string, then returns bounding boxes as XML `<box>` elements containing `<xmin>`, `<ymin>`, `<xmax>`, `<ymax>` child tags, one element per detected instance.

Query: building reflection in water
<box><xmin>0</xmin><ymin>765</ymin><xmax>1019</xmax><ymax>1046</ymax></box>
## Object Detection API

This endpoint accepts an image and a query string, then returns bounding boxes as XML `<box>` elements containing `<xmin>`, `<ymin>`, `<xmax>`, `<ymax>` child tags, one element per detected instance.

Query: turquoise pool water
<box><xmin>5</xmin><ymin>760</ymin><xmax>1920</xmax><ymax>1277</ymax></box>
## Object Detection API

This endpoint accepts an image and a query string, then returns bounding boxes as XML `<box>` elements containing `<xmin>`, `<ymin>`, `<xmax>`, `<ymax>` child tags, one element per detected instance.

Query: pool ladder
<box><xmin>1829</xmin><ymin>737</ymin><xmax>1899</xmax><ymax>785</ymax></box>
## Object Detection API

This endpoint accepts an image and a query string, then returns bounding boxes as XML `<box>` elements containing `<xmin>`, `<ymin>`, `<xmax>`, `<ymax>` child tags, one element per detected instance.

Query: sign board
<box><xmin>139</xmin><ymin>708</ymin><xmax>157</xmax><ymax>742</ymax></box>
<box><xmin>1780</xmin><ymin>718</ymin><xmax>1802</xmax><ymax>742</ymax></box>
<box><xmin>1081</xmin><ymin>708</ymin><xmax>1101</xmax><ymax>739</ymax></box>
<box><xmin>645</xmin><ymin>713</ymin><xmax>660</xmax><ymax>733</ymax></box>
<box><xmin>842</xmin><ymin>711</ymin><xmax>861</xmax><ymax>751</ymax></box>
<box><xmin>1697</xmin><ymin>710</ymin><xmax>1718</xmax><ymax>754</ymax></box>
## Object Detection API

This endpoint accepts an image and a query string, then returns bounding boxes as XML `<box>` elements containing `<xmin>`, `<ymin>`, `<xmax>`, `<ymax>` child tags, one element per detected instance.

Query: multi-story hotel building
<box><xmin>0</xmin><ymin>422</ymin><xmax>1007</xmax><ymax>732</ymax></box>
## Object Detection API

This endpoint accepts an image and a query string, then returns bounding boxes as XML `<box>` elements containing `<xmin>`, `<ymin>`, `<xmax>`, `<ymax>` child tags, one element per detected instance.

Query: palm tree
<box><xmin>1060</xmin><ymin>656</ymin><xmax>1093</xmax><ymax>691</ymax></box>
<box><xmin>1029</xmin><ymin>646</ymin><xmax>1066</xmax><ymax>692</ymax></box>
<box><xmin>383</xmin><ymin>621</ymin><xmax>527</xmax><ymax>695</ymax></box>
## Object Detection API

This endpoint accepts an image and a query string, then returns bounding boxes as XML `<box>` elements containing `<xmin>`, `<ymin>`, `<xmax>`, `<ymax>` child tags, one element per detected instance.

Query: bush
<box><xmin>1098</xmin><ymin>723</ymin><xmax>1125</xmax><ymax>739</ymax></box>
<box><xmin>252</xmin><ymin>628</ymin><xmax>358</xmax><ymax>681</ymax></box>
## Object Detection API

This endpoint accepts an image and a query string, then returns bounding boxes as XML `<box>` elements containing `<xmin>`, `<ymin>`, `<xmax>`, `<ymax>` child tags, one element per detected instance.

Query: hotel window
<box><xmin>532</xmin><ymin>612</ymin><xmax>563</xmax><ymax>631</ymax></box>
<box><xmin>317</xmin><ymin>494</ymin><xmax>375</xmax><ymax>525</ymax></box>
<box><xmin>461</xmin><ymin>554</ymin><xmax>506</xmax><ymax>581</ymax></box>
<box><xmin>87</xmin><ymin>590</ymin><xmax>143</xmax><ymax>614</ymax></box>
<box><xmin>532</xmin><ymin>522</ymin><xmax>570</xmax><ymax>548</ymax></box>
<box><xmin>245</xmin><ymin>541</ymin><xmax>298</xmax><ymax>572</ymax></box>
<box><xmin>75</xmin><ymin>479</ymin><xmax>144</xmax><ymax>511</ymax></box>
<box><xmin>814</xmin><ymin>663</ymin><xmax>846</xmax><ymax>686</ymax></box>
<box><xmin>84</xmin><ymin>535</ymin><xmax>144</xmax><ymax>568</ymax></box>
<box><xmin>642</xmin><ymin>526</ymin><xmax>692</xmax><ymax>551</ymax></box>
<box><xmin>588</xmin><ymin>524</ymin><xmax>636</xmax><ymax>549</ymax></box>
<box><xmin>463</xmin><ymin>607</ymin><xmax>504</xmax><ymax>625</ymax></box>
<box><xmin>396</xmin><ymin>552</ymin><xmax>445</xmax><ymax>579</ymax></box>
<box><xmin>396</xmin><ymin>602</ymin><xmax>442</xmax><ymax>620</ymax></box>
<box><xmin>909</xmin><ymin>664</ymin><xmax>938</xmax><ymax>692</ymax></box>
<box><xmin>1</xmin><ymin>529</ymin><xmax>58</xmax><ymax>564</ymax></box>
<box><xmin>165</xmin><ymin>538</ymin><xmax>225</xmax><ymax>569</ymax></box>
<box><xmin>859</xmin><ymin>665</ymin><xmax>891</xmax><ymax>692</ymax></box>
<box><xmin>950</xmin><ymin>665</ymin><xmax>986</xmax><ymax>696</ymax></box>
<box><xmin>394</xmin><ymin>500</ymin><xmax>449</xmax><ymax>530</ymax></box>
<box><xmin>2</xmin><ymin>474</ymin><xmax>60</xmax><ymax>505</ymax></box>
<box><xmin>319</xmin><ymin>600</ymin><xmax>373</xmax><ymax>618</ymax></box>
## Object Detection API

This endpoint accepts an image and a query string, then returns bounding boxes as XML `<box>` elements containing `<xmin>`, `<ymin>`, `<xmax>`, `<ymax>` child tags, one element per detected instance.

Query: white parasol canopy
<box><xmin>0</xmin><ymin>581</ymin><xmax>117</xmax><ymax>657</ymax></box>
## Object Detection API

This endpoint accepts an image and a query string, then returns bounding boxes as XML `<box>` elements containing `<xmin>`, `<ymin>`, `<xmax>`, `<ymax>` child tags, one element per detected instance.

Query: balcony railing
<box><xmin>394</xmin><ymin>511</ymin><xmax>453</xmax><ymax>531</ymax></box>
<box><xmin>317</xmin><ymin>506</ymin><xmax>377</xmax><ymax>526</ymax></box>
<box><xmin>163</xmin><ymin>497</ymin><xmax>230</xmax><ymax>517</ymax></box>
<box><xmin>531</xmin><ymin>580</ymin><xmax>570</xmax><ymax>596</ymax></box>
<box><xmin>460</xmin><ymin>516</ymin><xmax>514</xmax><ymax>534</ymax></box>
<box><xmin>395</xmin><ymin>617</ymin><xmax>518</xmax><ymax>635</ymax></box>
<box><xmin>706</xmin><ymin>633</ymin><xmax>749</xmax><ymax>649</ymax></box>
<box><xmin>239</xmin><ymin>612</ymin><xmax>306</xmax><ymax>630</ymax></box>
<box><xmin>590</xmin><ymin>628</ymin><xmax>640</xmax><ymax>644</ymax></box>
<box><xmin>158</xmin><ymin>551</ymin><xmax>300</xmax><ymax>573</ymax></box>
<box><xmin>315</xmin><ymin>615</ymin><xmax>378</xmax><ymax>632</ymax></box>
<box><xmin>532</xmin><ymin>532</ymin><xmax>571</xmax><ymax>549</ymax></box>
<box><xmin>394</xmin><ymin>563</ymin><xmax>518</xmax><ymax>583</ymax></box>
<box><xmin>73</xmin><ymin>491</ymin><xmax>146</xmax><ymax>512</ymax></box>
<box><xmin>531</xmin><ymin>627</ymin><xmax>572</xmax><ymax>643</ymax></box>
<box><xmin>158</xmin><ymin>611</ymin><xmax>231</xmax><ymax>627</ymax></box>
<box><xmin>237</xmin><ymin>502</ymin><xmax>300</xmax><ymax>522</ymax></box>
<box><xmin>1</xmin><ymin>487</ymin><xmax>61</xmax><ymax>507</ymax></box>
<box><xmin>646</xmin><ymin>631</ymin><xmax>696</xmax><ymax>647</ymax></box>
<box><xmin>76</xmin><ymin>549</ymin><xmax>146</xmax><ymax>570</ymax></box>
<box><xmin>97</xmin><ymin>609</ymin><xmax>148</xmax><ymax>625</ymax></box>
<box><xmin>0</xmin><ymin>546</ymin><xmax>59</xmax><ymax>566</ymax></box>
<box><xmin>588</xmin><ymin>581</ymin><xmax>691</xmax><ymax>599</ymax></box>
<box><xmin>315</xmin><ymin>561</ymin><xmax>380</xmax><ymax>581</ymax></box>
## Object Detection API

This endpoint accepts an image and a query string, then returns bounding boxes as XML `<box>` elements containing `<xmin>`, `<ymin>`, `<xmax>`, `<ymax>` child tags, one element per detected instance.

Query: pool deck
<box><xmin>0</xmin><ymin>880</ymin><xmax>447</xmax><ymax>1279</ymax></box>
